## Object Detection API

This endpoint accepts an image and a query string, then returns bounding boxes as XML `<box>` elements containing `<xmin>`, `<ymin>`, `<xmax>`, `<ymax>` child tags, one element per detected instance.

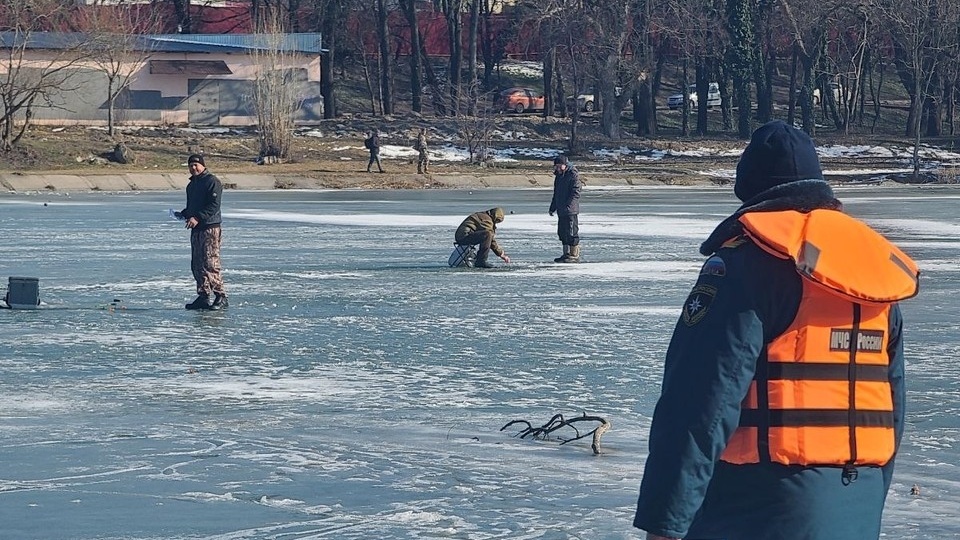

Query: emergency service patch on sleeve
<box><xmin>682</xmin><ymin>284</ymin><xmax>717</xmax><ymax>326</ymax></box>
<box><xmin>699</xmin><ymin>255</ymin><xmax>726</xmax><ymax>277</ymax></box>
<box><xmin>720</xmin><ymin>235</ymin><xmax>748</xmax><ymax>249</ymax></box>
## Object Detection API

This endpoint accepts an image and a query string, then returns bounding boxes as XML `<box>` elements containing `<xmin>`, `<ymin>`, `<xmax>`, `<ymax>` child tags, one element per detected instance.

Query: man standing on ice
<box><xmin>548</xmin><ymin>155</ymin><xmax>582</xmax><ymax>263</ymax></box>
<box><xmin>176</xmin><ymin>154</ymin><xmax>228</xmax><ymax>310</ymax></box>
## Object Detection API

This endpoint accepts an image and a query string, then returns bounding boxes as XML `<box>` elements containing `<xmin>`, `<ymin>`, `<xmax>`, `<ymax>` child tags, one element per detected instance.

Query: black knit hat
<box><xmin>734</xmin><ymin>120</ymin><xmax>823</xmax><ymax>202</ymax></box>
<box><xmin>187</xmin><ymin>153</ymin><xmax>205</xmax><ymax>166</ymax></box>
<box><xmin>553</xmin><ymin>155</ymin><xmax>568</xmax><ymax>165</ymax></box>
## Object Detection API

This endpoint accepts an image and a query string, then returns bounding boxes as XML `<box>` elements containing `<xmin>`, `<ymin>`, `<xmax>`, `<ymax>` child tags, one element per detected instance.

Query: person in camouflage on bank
<box><xmin>415</xmin><ymin>128</ymin><xmax>429</xmax><ymax>174</ymax></box>
<box><xmin>176</xmin><ymin>154</ymin><xmax>228</xmax><ymax>310</ymax></box>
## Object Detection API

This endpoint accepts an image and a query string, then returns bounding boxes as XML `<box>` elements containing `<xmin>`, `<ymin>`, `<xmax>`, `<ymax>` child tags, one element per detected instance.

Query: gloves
<box><xmin>549</xmin><ymin>211</ymin><xmax>554</xmax><ymax>217</ymax></box>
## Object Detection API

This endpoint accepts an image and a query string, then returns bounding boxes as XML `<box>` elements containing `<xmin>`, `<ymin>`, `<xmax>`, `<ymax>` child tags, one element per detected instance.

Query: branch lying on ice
<box><xmin>500</xmin><ymin>412</ymin><xmax>611</xmax><ymax>455</ymax></box>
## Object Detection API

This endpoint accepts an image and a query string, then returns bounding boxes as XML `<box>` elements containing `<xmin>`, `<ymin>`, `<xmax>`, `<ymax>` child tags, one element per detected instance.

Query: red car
<box><xmin>499</xmin><ymin>87</ymin><xmax>545</xmax><ymax>114</ymax></box>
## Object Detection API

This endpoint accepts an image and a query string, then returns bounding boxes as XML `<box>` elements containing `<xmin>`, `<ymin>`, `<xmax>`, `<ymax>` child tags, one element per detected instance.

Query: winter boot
<box><xmin>554</xmin><ymin>245</ymin><xmax>570</xmax><ymax>263</ymax></box>
<box><xmin>474</xmin><ymin>251</ymin><xmax>494</xmax><ymax>268</ymax></box>
<box><xmin>185</xmin><ymin>294</ymin><xmax>212</xmax><ymax>310</ymax></box>
<box><xmin>210</xmin><ymin>294</ymin><xmax>229</xmax><ymax>310</ymax></box>
<box><xmin>561</xmin><ymin>244</ymin><xmax>581</xmax><ymax>263</ymax></box>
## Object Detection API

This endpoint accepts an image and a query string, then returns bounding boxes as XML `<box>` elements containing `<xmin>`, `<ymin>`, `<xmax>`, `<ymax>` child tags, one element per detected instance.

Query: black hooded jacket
<box><xmin>549</xmin><ymin>166</ymin><xmax>582</xmax><ymax>215</ymax></box>
<box><xmin>181</xmin><ymin>170</ymin><xmax>223</xmax><ymax>230</ymax></box>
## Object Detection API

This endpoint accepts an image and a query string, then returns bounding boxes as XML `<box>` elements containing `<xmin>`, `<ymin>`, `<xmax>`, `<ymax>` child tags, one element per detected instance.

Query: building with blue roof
<box><xmin>0</xmin><ymin>31</ymin><xmax>326</xmax><ymax>127</ymax></box>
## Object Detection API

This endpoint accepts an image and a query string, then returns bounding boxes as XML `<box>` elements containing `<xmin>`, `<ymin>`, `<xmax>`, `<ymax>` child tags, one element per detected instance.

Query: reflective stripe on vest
<box><xmin>721</xmin><ymin>282</ymin><xmax>895</xmax><ymax>466</ymax></box>
<box><xmin>719</xmin><ymin>209</ymin><xmax>918</xmax><ymax>467</ymax></box>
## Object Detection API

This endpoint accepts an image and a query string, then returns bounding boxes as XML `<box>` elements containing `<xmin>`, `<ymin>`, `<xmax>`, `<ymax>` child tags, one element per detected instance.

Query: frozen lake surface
<box><xmin>1</xmin><ymin>186</ymin><xmax>958</xmax><ymax>539</ymax></box>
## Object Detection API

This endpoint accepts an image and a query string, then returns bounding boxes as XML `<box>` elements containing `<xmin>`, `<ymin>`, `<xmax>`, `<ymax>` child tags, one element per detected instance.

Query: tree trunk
<box><xmin>598</xmin><ymin>54</ymin><xmax>621</xmax><ymax>138</ymax></box>
<box><xmin>554</xmin><ymin>58</ymin><xmax>568</xmax><ymax>118</ymax></box>
<box><xmin>752</xmin><ymin>8</ymin><xmax>773</xmax><ymax>124</ymax></box>
<box><xmin>419</xmin><ymin>37</ymin><xmax>446</xmax><ymax>115</ymax></box>
<box><xmin>634</xmin><ymin>83</ymin><xmax>656</xmax><ymax>136</ymax></box>
<box><xmin>726</xmin><ymin>0</ymin><xmax>754</xmax><ymax>138</ymax></box>
<box><xmin>375</xmin><ymin>0</ymin><xmax>393</xmax><ymax>115</ymax></box>
<box><xmin>787</xmin><ymin>44</ymin><xmax>798</xmax><ymax>126</ymax></box>
<box><xmin>400</xmin><ymin>0</ymin><xmax>423</xmax><ymax>113</ymax></box>
<box><xmin>170</xmin><ymin>0</ymin><xmax>192</xmax><ymax>33</ymax></box>
<box><xmin>468</xmin><ymin>0</ymin><xmax>479</xmax><ymax>94</ymax></box>
<box><xmin>681</xmin><ymin>58</ymin><xmax>690</xmax><ymax>137</ymax></box>
<box><xmin>479</xmin><ymin>0</ymin><xmax>500</xmax><ymax>90</ymax></box>
<box><xmin>696</xmin><ymin>58</ymin><xmax>708</xmax><ymax>136</ymax></box>
<box><xmin>445</xmin><ymin>0</ymin><xmax>463</xmax><ymax>116</ymax></box>
<box><xmin>543</xmin><ymin>48</ymin><xmax>555</xmax><ymax>118</ymax></box>
<box><xmin>107</xmin><ymin>78</ymin><xmax>116</xmax><ymax>137</ymax></box>
<box><xmin>320</xmin><ymin>0</ymin><xmax>339</xmax><ymax>118</ymax></box>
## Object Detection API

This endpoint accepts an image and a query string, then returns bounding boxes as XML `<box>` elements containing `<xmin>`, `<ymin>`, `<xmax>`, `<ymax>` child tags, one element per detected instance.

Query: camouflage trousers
<box><xmin>190</xmin><ymin>226</ymin><xmax>226</xmax><ymax>297</ymax></box>
<box><xmin>417</xmin><ymin>150</ymin><xmax>429</xmax><ymax>173</ymax></box>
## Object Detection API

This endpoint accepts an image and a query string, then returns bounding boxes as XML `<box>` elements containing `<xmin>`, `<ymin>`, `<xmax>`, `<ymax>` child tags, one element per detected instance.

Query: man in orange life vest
<box><xmin>634</xmin><ymin>120</ymin><xmax>919</xmax><ymax>540</ymax></box>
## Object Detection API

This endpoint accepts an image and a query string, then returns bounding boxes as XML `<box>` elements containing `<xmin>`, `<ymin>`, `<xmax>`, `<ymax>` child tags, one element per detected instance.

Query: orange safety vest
<box><xmin>720</xmin><ymin>209</ymin><xmax>919</xmax><ymax>467</ymax></box>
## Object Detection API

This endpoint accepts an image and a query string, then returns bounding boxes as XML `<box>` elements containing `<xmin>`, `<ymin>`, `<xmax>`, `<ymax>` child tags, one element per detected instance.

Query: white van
<box><xmin>667</xmin><ymin>82</ymin><xmax>721</xmax><ymax>110</ymax></box>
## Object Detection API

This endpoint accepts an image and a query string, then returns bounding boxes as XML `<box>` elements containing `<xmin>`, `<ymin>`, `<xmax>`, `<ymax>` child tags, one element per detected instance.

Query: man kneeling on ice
<box><xmin>455</xmin><ymin>208</ymin><xmax>511</xmax><ymax>268</ymax></box>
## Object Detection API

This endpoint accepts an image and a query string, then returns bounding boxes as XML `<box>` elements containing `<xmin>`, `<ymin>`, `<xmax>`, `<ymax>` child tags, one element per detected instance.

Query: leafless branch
<box><xmin>501</xmin><ymin>412</ymin><xmax>611</xmax><ymax>455</ymax></box>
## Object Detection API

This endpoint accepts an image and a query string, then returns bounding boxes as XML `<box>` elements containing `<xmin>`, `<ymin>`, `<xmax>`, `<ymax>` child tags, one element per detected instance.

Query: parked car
<box><xmin>568</xmin><ymin>93</ymin><xmax>597</xmax><ymax>112</ymax></box>
<box><xmin>667</xmin><ymin>82</ymin><xmax>720</xmax><ymax>110</ymax></box>
<box><xmin>794</xmin><ymin>82</ymin><xmax>843</xmax><ymax>106</ymax></box>
<box><xmin>567</xmin><ymin>87</ymin><xmax>623</xmax><ymax>112</ymax></box>
<box><xmin>499</xmin><ymin>87</ymin><xmax>545</xmax><ymax>114</ymax></box>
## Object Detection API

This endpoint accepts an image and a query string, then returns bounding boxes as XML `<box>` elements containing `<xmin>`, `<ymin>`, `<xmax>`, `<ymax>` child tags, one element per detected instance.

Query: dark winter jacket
<box><xmin>455</xmin><ymin>207</ymin><xmax>505</xmax><ymax>257</ymax></box>
<box><xmin>549</xmin><ymin>166</ymin><xmax>581</xmax><ymax>215</ymax></box>
<box><xmin>368</xmin><ymin>133</ymin><xmax>381</xmax><ymax>152</ymax></box>
<box><xmin>181</xmin><ymin>170</ymin><xmax>223</xmax><ymax>230</ymax></box>
<box><xmin>634</xmin><ymin>180</ymin><xmax>909</xmax><ymax>540</ymax></box>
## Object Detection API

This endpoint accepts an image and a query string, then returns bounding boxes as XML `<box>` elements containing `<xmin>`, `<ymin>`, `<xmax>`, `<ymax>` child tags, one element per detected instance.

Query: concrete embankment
<box><xmin>0</xmin><ymin>171</ymin><xmax>677</xmax><ymax>193</ymax></box>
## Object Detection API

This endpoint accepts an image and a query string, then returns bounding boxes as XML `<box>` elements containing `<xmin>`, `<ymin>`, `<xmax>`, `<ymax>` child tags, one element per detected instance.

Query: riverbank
<box><xmin>0</xmin><ymin>170</ymin><xmax>709</xmax><ymax>192</ymax></box>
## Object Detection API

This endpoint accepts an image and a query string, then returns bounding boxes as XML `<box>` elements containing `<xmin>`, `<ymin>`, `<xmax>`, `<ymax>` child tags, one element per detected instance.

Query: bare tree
<box><xmin>456</xmin><ymin>80</ymin><xmax>496</xmax><ymax>163</ymax></box>
<box><xmin>479</xmin><ymin>0</ymin><xmax>512</xmax><ymax>90</ymax></box>
<box><xmin>726</xmin><ymin>0</ymin><xmax>755</xmax><ymax>138</ymax></box>
<box><xmin>824</xmin><ymin>4</ymin><xmax>871</xmax><ymax>134</ymax></box>
<box><xmin>661</xmin><ymin>0</ymin><xmax>725</xmax><ymax>136</ymax></box>
<box><xmin>466</xmin><ymin>0</ymin><xmax>479</xmax><ymax>115</ymax></box>
<box><xmin>778</xmin><ymin>0</ymin><xmax>840</xmax><ymax>134</ymax></box>
<box><xmin>0</xmin><ymin>1</ymin><xmax>91</xmax><ymax>151</ymax></box>
<box><xmin>875</xmin><ymin>0</ymin><xmax>960</xmax><ymax>178</ymax></box>
<box><xmin>585</xmin><ymin>0</ymin><xmax>637</xmax><ymax>139</ymax></box>
<box><xmin>398</xmin><ymin>0</ymin><xmax>424</xmax><ymax>113</ymax></box>
<box><xmin>77</xmin><ymin>1</ymin><xmax>164</xmax><ymax>138</ymax></box>
<box><xmin>375</xmin><ymin>0</ymin><xmax>394</xmax><ymax>115</ymax></box>
<box><xmin>316</xmin><ymin>0</ymin><xmax>344</xmax><ymax>119</ymax></box>
<box><xmin>437</xmin><ymin>0</ymin><xmax>465</xmax><ymax>116</ymax></box>
<box><xmin>249</xmin><ymin>7</ymin><xmax>305</xmax><ymax>161</ymax></box>
<box><xmin>628</xmin><ymin>0</ymin><xmax>668</xmax><ymax>136</ymax></box>
<box><xmin>167</xmin><ymin>0</ymin><xmax>193</xmax><ymax>33</ymax></box>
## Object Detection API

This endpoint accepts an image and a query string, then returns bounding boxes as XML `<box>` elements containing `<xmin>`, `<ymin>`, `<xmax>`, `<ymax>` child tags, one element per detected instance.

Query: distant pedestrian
<box><xmin>175</xmin><ymin>154</ymin><xmax>228</xmax><ymax>310</ymax></box>
<box><xmin>455</xmin><ymin>207</ymin><xmax>511</xmax><ymax>269</ymax></box>
<box><xmin>415</xmin><ymin>128</ymin><xmax>429</xmax><ymax>174</ymax></box>
<box><xmin>365</xmin><ymin>129</ymin><xmax>384</xmax><ymax>173</ymax></box>
<box><xmin>548</xmin><ymin>155</ymin><xmax>582</xmax><ymax>263</ymax></box>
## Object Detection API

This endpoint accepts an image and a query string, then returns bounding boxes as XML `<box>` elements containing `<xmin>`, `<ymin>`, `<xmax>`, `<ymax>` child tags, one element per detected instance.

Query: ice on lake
<box><xmin>1</xmin><ymin>186</ymin><xmax>958</xmax><ymax>539</ymax></box>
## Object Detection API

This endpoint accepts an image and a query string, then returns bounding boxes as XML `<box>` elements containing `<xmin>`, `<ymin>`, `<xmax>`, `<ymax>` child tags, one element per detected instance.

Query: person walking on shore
<box><xmin>365</xmin><ymin>129</ymin><xmax>384</xmax><ymax>173</ymax></box>
<box><xmin>633</xmin><ymin>120</ymin><xmax>919</xmax><ymax>540</ymax></box>
<box><xmin>175</xmin><ymin>154</ymin><xmax>228</xmax><ymax>310</ymax></box>
<box><xmin>548</xmin><ymin>155</ymin><xmax>582</xmax><ymax>263</ymax></box>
